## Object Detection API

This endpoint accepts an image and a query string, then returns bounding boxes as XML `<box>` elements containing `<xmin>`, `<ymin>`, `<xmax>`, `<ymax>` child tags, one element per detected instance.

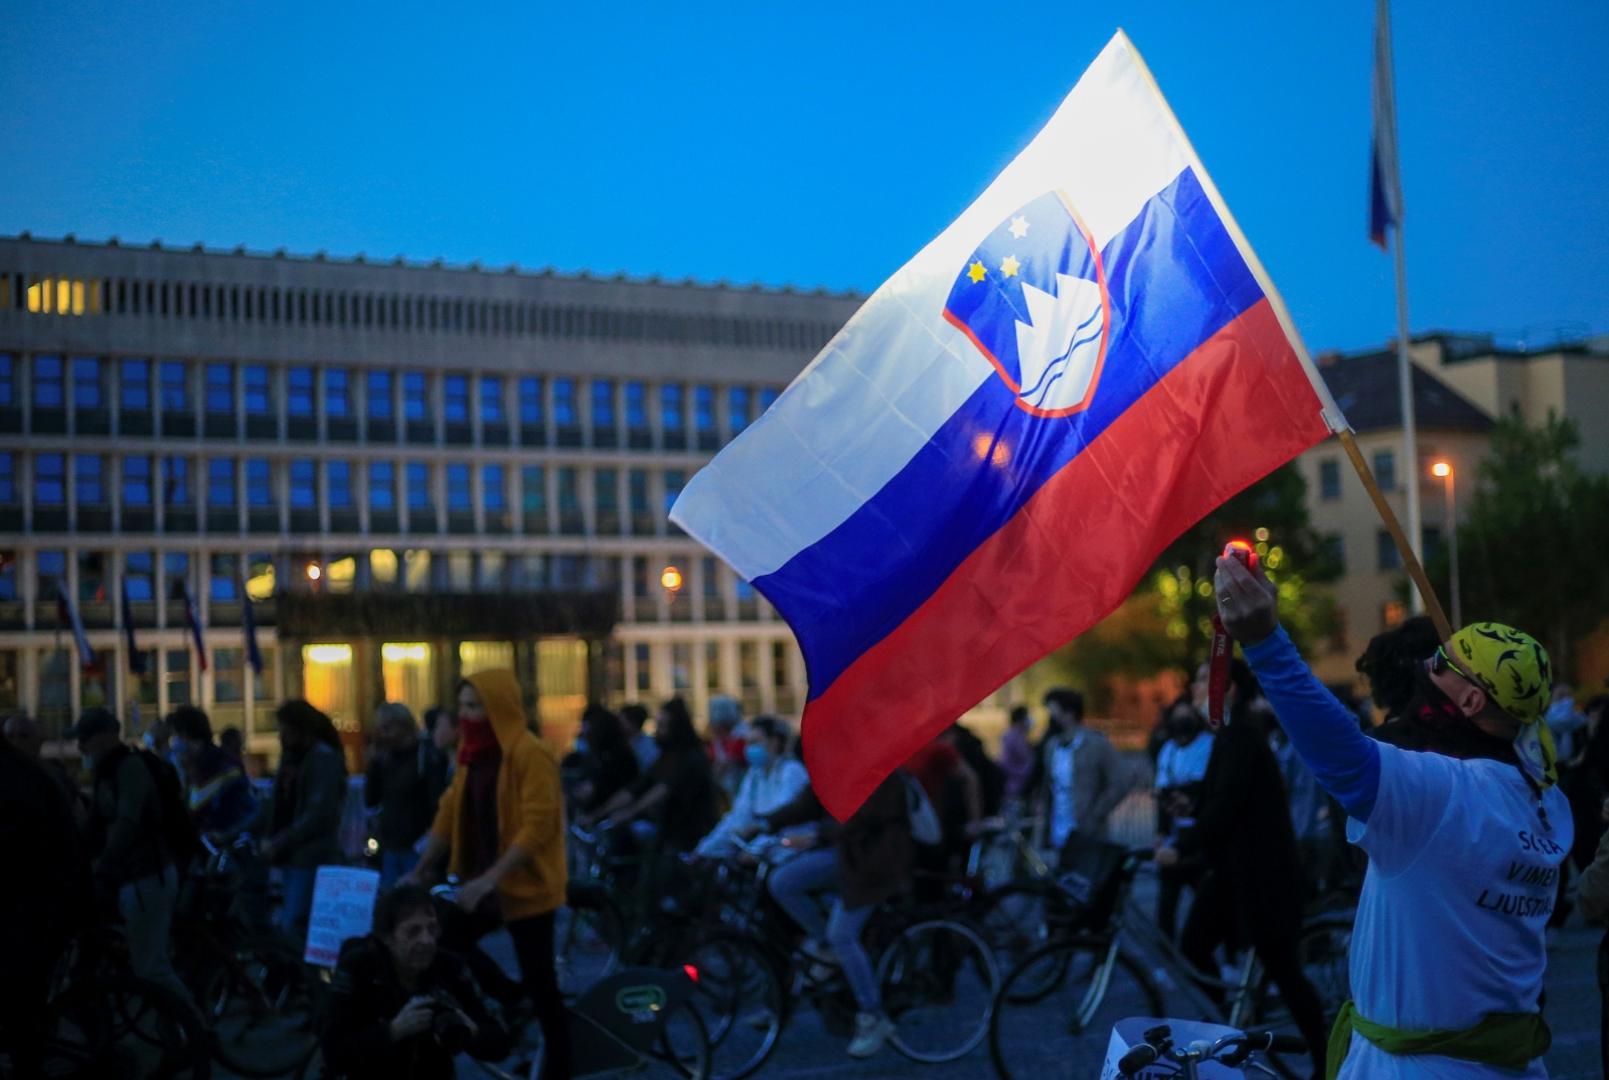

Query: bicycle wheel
<box><xmin>650</xmin><ymin>997</ymin><xmax>714</xmax><ymax>1079</ymax></box>
<box><xmin>676</xmin><ymin>933</ymin><xmax>785</xmax><ymax>1080</ymax></box>
<box><xmin>989</xmin><ymin>939</ymin><xmax>1163</xmax><ymax>1080</ymax></box>
<box><xmin>976</xmin><ymin>881</ymin><xmax>1056</xmax><ymax>961</ymax></box>
<box><xmin>200</xmin><ymin>935</ymin><xmax>322</xmax><ymax>1077</ymax></box>
<box><xmin>555</xmin><ymin>886</ymin><xmax>627</xmax><ymax>997</ymax></box>
<box><xmin>43</xmin><ymin>972</ymin><xmax>213</xmax><ymax>1079</ymax></box>
<box><xmin>879</xmin><ymin>918</ymin><xmax>999</xmax><ymax>1063</ymax></box>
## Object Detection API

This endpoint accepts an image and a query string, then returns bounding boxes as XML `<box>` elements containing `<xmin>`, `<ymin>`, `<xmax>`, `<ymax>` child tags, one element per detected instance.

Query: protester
<box><xmin>0</xmin><ymin>733</ymin><xmax>94</xmax><ymax>1076</ymax></box>
<box><xmin>707</xmin><ymin>695</ymin><xmax>748</xmax><ymax>795</ymax></box>
<box><xmin>586</xmin><ymin>697</ymin><xmax>719</xmax><ymax>853</ymax></box>
<box><xmin>3</xmin><ymin>710</ymin><xmax>87</xmax><ymax>826</ymax></box>
<box><xmin>263</xmin><ymin>700</ymin><xmax>348</xmax><ymax>938</ymax></box>
<box><xmin>1354</xmin><ymin>615</ymin><xmax>1441</xmax><ymax>731</ymax></box>
<box><xmin>365</xmin><ymin>702</ymin><xmax>449</xmax><ymax>890</ymax></box>
<box><xmin>403</xmin><ymin>671</ymin><xmax>569</xmax><ymax>1080</ymax></box>
<box><xmin>73</xmin><ymin>706</ymin><xmax>193</xmax><ymax>1001</ymax></box>
<box><xmin>904</xmin><ymin>727</ymin><xmax>985</xmax><ymax>869</ymax></box>
<box><xmin>755</xmin><ymin>773</ymin><xmax>916</xmax><ymax>1058</ymax></box>
<box><xmin>1155</xmin><ymin>667</ymin><xmax>1328</xmax><ymax>1076</ymax></box>
<box><xmin>168</xmin><ymin>704</ymin><xmax>259</xmax><ymax>840</ymax></box>
<box><xmin>1026</xmin><ymin>687</ymin><xmax>1133</xmax><ymax>850</ymax></box>
<box><xmin>999</xmin><ymin>705</ymin><xmax>1035</xmax><ymax>805</ymax></box>
<box><xmin>427</xmin><ymin>706</ymin><xmax>459</xmax><ymax>784</ymax></box>
<box><xmin>619</xmin><ymin>702</ymin><xmax>659</xmax><ymax>773</ymax></box>
<box><xmin>321</xmin><ymin>883</ymin><xmax>511</xmax><ymax>1080</ymax></box>
<box><xmin>566</xmin><ymin>703</ymin><xmax>639</xmax><ymax>817</ymax></box>
<box><xmin>698</xmin><ymin>715</ymin><xmax>810</xmax><ymax>858</ymax></box>
<box><xmin>1547</xmin><ymin>683</ymin><xmax>1588</xmax><ymax>769</ymax></box>
<box><xmin>1152</xmin><ymin>696</ymin><xmax>1213</xmax><ymax>940</ymax></box>
<box><xmin>1216</xmin><ymin>550</ymin><xmax>1569</xmax><ymax>1077</ymax></box>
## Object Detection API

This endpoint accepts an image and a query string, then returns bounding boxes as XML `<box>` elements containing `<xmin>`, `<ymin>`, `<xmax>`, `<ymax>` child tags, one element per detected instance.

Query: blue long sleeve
<box><xmin>1242</xmin><ymin>626</ymin><xmax>1381</xmax><ymax>821</ymax></box>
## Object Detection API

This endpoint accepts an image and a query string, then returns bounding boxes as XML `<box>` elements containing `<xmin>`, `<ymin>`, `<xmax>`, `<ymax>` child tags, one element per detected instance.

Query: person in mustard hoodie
<box><xmin>404</xmin><ymin>669</ymin><xmax>569</xmax><ymax>1079</ymax></box>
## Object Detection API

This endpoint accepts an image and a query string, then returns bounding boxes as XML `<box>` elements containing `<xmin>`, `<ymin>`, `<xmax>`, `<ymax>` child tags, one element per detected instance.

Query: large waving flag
<box><xmin>671</xmin><ymin>31</ymin><xmax>1345</xmax><ymax>819</ymax></box>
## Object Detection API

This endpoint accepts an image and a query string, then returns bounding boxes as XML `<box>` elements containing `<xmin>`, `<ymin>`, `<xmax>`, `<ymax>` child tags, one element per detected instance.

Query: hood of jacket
<box><xmin>463</xmin><ymin>669</ymin><xmax>530</xmax><ymax>750</ymax></box>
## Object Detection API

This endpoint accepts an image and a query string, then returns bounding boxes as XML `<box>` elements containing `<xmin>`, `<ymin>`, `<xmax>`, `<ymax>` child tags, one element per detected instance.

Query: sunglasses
<box><xmin>1426</xmin><ymin>646</ymin><xmax>1479</xmax><ymax>689</ymax></box>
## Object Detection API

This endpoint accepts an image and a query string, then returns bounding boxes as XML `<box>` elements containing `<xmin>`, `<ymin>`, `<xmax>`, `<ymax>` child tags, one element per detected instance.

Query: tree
<box><xmin>1430</xmin><ymin>410</ymin><xmax>1609</xmax><ymax>679</ymax></box>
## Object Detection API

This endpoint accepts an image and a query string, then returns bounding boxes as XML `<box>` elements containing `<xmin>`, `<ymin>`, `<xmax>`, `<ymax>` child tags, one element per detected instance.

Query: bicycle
<box><xmin>5</xmin><ymin>924</ymin><xmax>215</xmax><ymax>1080</ymax></box>
<box><xmin>988</xmin><ymin>847</ymin><xmax>1351</xmax><ymax>1080</ymax></box>
<box><xmin>175</xmin><ymin>834</ymin><xmax>323</xmax><ymax>1077</ymax></box>
<box><xmin>1110</xmin><ymin>1019</ymin><xmax>1309</xmax><ymax>1078</ymax></box>
<box><xmin>668</xmin><ymin>835</ymin><xmax>1000</xmax><ymax>1080</ymax></box>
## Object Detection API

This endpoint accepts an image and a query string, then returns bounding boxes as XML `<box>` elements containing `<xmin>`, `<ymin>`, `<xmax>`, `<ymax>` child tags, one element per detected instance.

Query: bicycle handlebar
<box><xmin>1117</xmin><ymin>1026</ymin><xmax>1306</xmax><ymax>1075</ymax></box>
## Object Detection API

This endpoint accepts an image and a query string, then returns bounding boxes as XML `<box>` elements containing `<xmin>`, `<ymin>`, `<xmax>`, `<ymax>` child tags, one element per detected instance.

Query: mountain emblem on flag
<box><xmin>942</xmin><ymin>191</ymin><xmax>1111</xmax><ymax>417</ymax></box>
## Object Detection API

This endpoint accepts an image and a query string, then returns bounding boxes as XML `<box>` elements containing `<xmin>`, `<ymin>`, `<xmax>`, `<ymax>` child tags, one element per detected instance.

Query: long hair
<box><xmin>656</xmin><ymin>697</ymin><xmax>701</xmax><ymax>752</ymax></box>
<box><xmin>276</xmin><ymin>700</ymin><xmax>346</xmax><ymax>764</ymax></box>
<box><xmin>581</xmin><ymin>704</ymin><xmax>628</xmax><ymax>754</ymax></box>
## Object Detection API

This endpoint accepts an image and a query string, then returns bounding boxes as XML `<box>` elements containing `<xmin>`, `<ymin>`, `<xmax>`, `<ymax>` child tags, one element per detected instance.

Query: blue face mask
<box><xmin>573</xmin><ymin>736</ymin><xmax>590</xmax><ymax>755</ymax></box>
<box><xmin>744</xmin><ymin>743</ymin><xmax>770</xmax><ymax>770</ymax></box>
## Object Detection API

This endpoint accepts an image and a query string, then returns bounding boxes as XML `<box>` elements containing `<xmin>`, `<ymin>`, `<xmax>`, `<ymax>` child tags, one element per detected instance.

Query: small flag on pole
<box><xmin>121</xmin><ymin>576</ymin><xmax>147</xmax><ymax>676</ymax></box>
<box><xmin>671</xmin><ymin>31</ymin><xmax>1346</xmax><ymax>819</ymax></box>
<box><xmin>1369</xmin><ymin>0</ymin><xmax>1404</xmax><ymax>248</ymax></box>
<box><xmin>242</xmin><ymin>580</ymin><xmax>264</xmax><ymax>676</ymax></box>
<box><xmin>182</xmin><ymin>582</ymin><xmax>209</xmax><ymax>673</ymax></box>
<box><xmin>55</xmin><ymin>580</ymin><xmax>95</xmax><ymax>671</ymax></box>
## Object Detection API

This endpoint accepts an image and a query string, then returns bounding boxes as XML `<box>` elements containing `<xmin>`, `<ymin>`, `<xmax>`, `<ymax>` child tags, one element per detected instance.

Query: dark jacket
<box><xmin>188</xmin><ymin>743</ymin><xmax>258</xmax><ymax>838</ymax></box>
<box><xmin>631</xmin><ymin>745</ymin><xmax>719</xmax><ymax>852</ymax></box>
<box><xmin>1179</xmin><ymin>718</ymin><xmax>1306</xmax><ymax>941</ymax></box>
<box><xmin>89</xmin><ymin>744</ymin><xmax>172</xmax><ymax>884</ymax></box>
<box><xmin>0</xmin><ymin>742</ymin><xmax>94</xmax><ymax>973</ymax></box>
<box><xmin>580</xmin><ymin>743</ymin><xmax>639</xmax><ymax>814</ymax></box>
<box><xmin>321</xmin><ymin>935</ymin><xmax>510</xmax><ymax>1080</ymax></box>
<box><xmin>270</xmin><ymin>741</ymin><xmax>347</xmax><ymax>869</ymax></box>
<box><xmin>765</xmin><ymin>775</ymin><xmax>915</xmax><ymax>909</ymax></box>
<box><xmin>365</xmin><ymin>741</ymin><xmax>447</xmax><ymax>854</ymax></box>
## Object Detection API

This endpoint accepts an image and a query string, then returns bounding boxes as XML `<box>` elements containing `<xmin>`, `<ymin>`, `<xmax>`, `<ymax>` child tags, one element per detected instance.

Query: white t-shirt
<box><xmin>1341</xmin><ymin>744</ymin><xmax>1572</xmax><ymax>1078</ymax></box>
<box><xmin>1155</xmin><ymin>734</ymin><xmax>1214</xmax><ymax>789</ymax></box>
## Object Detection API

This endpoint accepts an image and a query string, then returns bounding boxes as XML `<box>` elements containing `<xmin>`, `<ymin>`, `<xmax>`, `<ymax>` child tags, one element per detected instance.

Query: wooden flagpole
<box><xmin>1338</xmin><ymin>428</ymin><xmax>1452</xmax><ymax>641</ymax></box>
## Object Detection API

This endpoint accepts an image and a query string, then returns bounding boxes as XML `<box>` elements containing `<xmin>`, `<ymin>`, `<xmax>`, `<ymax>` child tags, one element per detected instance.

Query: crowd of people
<box><xmin>4</xmin><ymin>606</ymin><xmax>1609</xmax><ymax>1078</ymax></box>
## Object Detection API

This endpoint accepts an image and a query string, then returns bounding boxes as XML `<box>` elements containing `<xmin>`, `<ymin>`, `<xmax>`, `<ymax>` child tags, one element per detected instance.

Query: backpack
<box><xmin>132</xmin><ymin>747</ymin><xmax>204</xmax><ymax>871</ymax></box>
<box><xmin>900</xmin><ymin>772</ymin><xmax>944</xmax><ymax>846</ymax></box>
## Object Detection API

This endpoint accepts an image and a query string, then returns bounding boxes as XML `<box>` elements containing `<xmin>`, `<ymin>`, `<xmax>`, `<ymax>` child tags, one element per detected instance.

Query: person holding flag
<box><xmin>1214</xmin><ymin>550</ymin><xmax>1567</xmax><ymax>1078</ymax></box>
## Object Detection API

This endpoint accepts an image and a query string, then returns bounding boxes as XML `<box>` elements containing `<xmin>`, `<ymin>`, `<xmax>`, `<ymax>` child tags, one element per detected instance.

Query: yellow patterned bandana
<box><xmin>1448</xmin><ymin>622</ymin><xmax>1555</xmax><ymax>788</ymax></box>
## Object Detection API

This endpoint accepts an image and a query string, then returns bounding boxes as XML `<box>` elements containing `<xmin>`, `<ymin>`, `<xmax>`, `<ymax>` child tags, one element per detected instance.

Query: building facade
<box><xmin>0</xmin><ymin>234</ymin><xmax>862</xmax><ymax>755</ymax></box>
<box><xmin>1298</xmin><ymin>333</ymin><xmax>1609</xmax><ymax>687</ymax></box>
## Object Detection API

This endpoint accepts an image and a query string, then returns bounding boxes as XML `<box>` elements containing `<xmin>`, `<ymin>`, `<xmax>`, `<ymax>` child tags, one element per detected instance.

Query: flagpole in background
<box><xmin>1371</xmin><ymin>0</ymin><xmax>1426</xmax><ymax>615</ymax></box>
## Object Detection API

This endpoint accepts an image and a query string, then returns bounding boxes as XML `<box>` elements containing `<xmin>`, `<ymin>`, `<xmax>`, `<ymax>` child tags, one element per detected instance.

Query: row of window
<box><xmin>0</xmin><ymin>548</ymin><xmax>762</xmax><ymax>624</ymax></box>
<box><xmin>0</xmin><ymin>354</ymin><xmax>783</xmax><ymax>449</ymax></box>
<box><xmin>1317</xmin><ymin>451</ymin><xmax>1399</xmax><ymax>501</ymax></box>
<box><xmin>0</xmin><ymin>270</ymin><xmax>842</xmax><ymax>351</ymax></box>
<box><xmin>2</xmin><ymin>452</ymin><xmax>692</xmax><ymax>538</ymax></box>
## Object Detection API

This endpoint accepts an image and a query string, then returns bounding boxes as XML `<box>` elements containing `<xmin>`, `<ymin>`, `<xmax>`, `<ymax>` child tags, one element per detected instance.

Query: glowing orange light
<box><xmin>1431</xmin><ymin>461</ymin><xmax>1452</xmax><ymax>478</ymax></box>
<box><xmin>660</xmin><ymin>566</ymin><xmax>683</xmax><ymax>592</ymax></box>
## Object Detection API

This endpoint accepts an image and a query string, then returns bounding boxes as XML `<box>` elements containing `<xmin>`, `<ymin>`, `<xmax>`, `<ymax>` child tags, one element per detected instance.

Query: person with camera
<box><xmin>321</xmin><ymin>883</ymin><xmax>510</xmax><ymax>1079</ymax></box>
<box><xmin>1214</xmin><ymin>549</ymin><xmax>1570</xmax><ymax>1078</ymax></box>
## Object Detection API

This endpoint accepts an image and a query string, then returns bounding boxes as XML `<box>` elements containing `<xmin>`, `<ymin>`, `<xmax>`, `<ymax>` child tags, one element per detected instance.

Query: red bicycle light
<box><xmin>1223</xmin><ymin>539</ymin><xmax>1258</xmax><ymax>570</ymax></box>
<box><xmin>682</xmin><ymin>964</ymin><xmax>701</xmax><ymax>984</ymax></box>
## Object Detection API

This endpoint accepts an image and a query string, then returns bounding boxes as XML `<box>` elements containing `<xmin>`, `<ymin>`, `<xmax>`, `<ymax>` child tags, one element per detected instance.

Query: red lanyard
<box><xmin>1206</xmin><ymin>614</ymin><xmax>1232</xmax><ymax>732</ymax></box>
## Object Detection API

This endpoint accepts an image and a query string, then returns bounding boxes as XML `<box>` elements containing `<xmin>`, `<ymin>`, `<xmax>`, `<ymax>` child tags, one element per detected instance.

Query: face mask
<box><xmin>573</xmin><ymin>736</ymin><xmax>590</xmax><ymax>755</ymax></box>
<box><xmin>142</xmin><ymin>731</ymin><xmax>159</xmax><ymax>750</ymax></box>
<box><xmin>744</xmin><ymin>743</ymin><xmax>770</xmax><ymax>770</ymax></box>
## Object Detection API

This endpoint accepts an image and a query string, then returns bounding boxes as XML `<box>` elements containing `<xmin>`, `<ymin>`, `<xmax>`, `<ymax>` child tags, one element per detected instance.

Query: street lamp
<box><xmin>660</xmin><ymin>565</ymin><xmax>683</xmax><ymax>593</ymax></box>
<box><xmin>1430</xmin><ymin>461</ymin><xmax>1461</xmax><ymax>628</ymax></box>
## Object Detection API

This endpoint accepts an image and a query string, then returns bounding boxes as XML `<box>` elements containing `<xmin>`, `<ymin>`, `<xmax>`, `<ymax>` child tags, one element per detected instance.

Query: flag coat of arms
<box><xmin>671</xmin><ymin>31</ymin><xmax>1344</xmax><ymax>819</ymax></box>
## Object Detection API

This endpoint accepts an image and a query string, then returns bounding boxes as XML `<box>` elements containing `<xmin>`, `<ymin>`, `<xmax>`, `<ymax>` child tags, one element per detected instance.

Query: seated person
<box><xmin>696</xmin><ymin>716</ymin><xmax>810</xmax><ymax>859</ymax></box>
<box><xmin>321</xmin><ymin>884</ymin><xmax>510</xmax><ymax>1080</ymax></box>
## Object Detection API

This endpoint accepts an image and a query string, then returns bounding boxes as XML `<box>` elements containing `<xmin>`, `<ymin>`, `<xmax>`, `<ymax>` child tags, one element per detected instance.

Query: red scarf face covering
<box><xmin>457</xmin><ymin>715</ymin><xmax>500</xmax><ymax>766</ymax></box>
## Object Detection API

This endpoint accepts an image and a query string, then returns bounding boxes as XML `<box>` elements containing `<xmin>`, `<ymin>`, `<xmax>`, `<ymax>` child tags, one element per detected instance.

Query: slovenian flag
<box><xmin>182</xmin><ymin>581</ymin><xmax>209</xmax><ymax>673</ymax></box>
<box><xmin>56</xmin><ymin>580</ymin><xmax>95</xmax><ymax>671</ymax></box>
<box><xmin>121</xmin><ymin>576</ymin><xmax>147</xmax><ymax>676</ymax></box>
<box><xmin>671</xmin><ymin>31</ymin><xmax>1345</xmax><ymax>818</ymax></box>
<box><xmin>1369</xmin><ymin>0</ymin><xmax>1403</xmax><ymax>248</ymax></box>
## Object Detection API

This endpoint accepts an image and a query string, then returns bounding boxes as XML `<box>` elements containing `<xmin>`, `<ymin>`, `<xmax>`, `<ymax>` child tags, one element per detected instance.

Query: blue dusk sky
<box><xmin>2</xmin><ymin>1</ymin><xmax>1605</xmax><ymax>354</ymax></box>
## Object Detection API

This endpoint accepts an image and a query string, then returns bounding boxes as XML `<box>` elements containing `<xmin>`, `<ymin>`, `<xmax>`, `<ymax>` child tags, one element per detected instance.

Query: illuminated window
<box><xmin>480</xmin><ymin>376</ymin><xmax>504</xmax><ymax>422</ymax></box>
<box><xmin>245</xmin><ymin>553</ymin><xmax>276</xmax><ymax>600</ymax></box>
<box><xmin>25</xmin><ymin>277</ymin><xmax>100</xmax><ymax>316</ymax></box>
<box><xmin>32</xmin><ymin>355</ymin><xmax>64</xmax><ymax>408</ymax></box>
<box><xmin>325</xmin><ymin>369</ymin><xmax>351</xmax><ymax>418</ymax></box>
<box><xmin>369</xmin><ymin>462</ymin><xmax>395</xmax><ymax>511</ymax></box>
<box><xmin>459</xmin><ymin>640</ymin><xmax>513</xmax><ymax>677</ymax></box>
<box><xmin>121</xmin><ymin>359</ymin><xmax>151</xmax><ymax>412</ymax></box>
<box><xmin>34</xmin><ymin>453</ymin><xmax>66</xmax><ymax>505</ymax></box>
<box><xmin>123</xmin><ymin>456</ymin><xmax>152</xmax><ymax>506</ymax></box>
<box><xmin>443</xmin><ymin>375</ymin><xmax>469</xmax><ymax>423</ymax></box>
<box><xmin>369</xmin><ymin>549</ymin><xmax>399</xmax><ymax>587</ymax></box>
<box><xmin>327</xmin><ymin>461</ymin><xmax>353</xmax><ymax>509</ymax></box>
<box><xmin>367</xmin><ymin>371</ymin><xmax>394</xmax><ymax>419</ymax></box>
<box><xmin>72</xmin><ymin>357</ymin><xmax>104</xmax><ymax>409</ymax></box>
<box><xmin>382</xmin><ymin>641</ymin><xmax>435</xmax><ymax>717</ymax></box>
<box><xmin>209</xmin><ymin>459</ymin><xmax>236</xmax><ymax>507</ymax></box>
